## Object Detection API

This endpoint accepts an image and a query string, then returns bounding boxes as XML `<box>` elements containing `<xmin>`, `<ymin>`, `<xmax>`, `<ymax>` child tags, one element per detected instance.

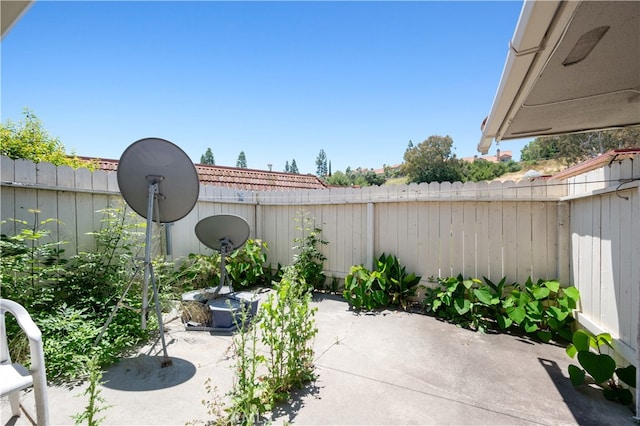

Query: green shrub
<box><xmin>208</xmin><ymin>217</ymin><xmax>319</xmax><ymax>425</ymax></box>
<box><xmin>376</xmin><ymin>253</ymin><xmax>422</xmax><ymax>310</ymax></box>
<box><xmin>567</xmin><ymin>330</ymin><xmax>636</xmax><ymax>405</ymax></box>
<box><xmin>1</xmin><ymin>212</ymin><xmax>67</xmax><ymax>309</ymax></box>
<box><xmin>423</xmin><ymin>275</ymin><xmax>579</xmax><ymax>340</ymax></box>
<box><xmin>227</xmin><ymin>239</ymin><xmax>270</xmax><ymax>289</ymax></box>
<box><xmin>503</xmin><ymin>277</ymin><xmax>579</xmax><ymax>342</ymax></box>
<box><xmin>343</xmin><ymin>253</ymin><xmax>422</xmax><ymax>311</ymax></box>
<box><xmin>1</xmin><ymin>207</ymin><xmax>152</xmax><ymax>383</ymax></box>
<box><xmin>343</xmin><ymin>264</ymin><xmax>387</xmax><ymax>310</ymax></box>
<box><xmin>168</xmin><ymin>252</ymin><xmax>221</xmax><ymax>293</ymax></box>
<box><xmin>423</xmin><ymin>275</ymin><xmax>496</xmax><ymax>332</ymax></box>
<box><xmin>210</xmin><ymin>267</ymin><xmax>318</xmax><ymax>425</ymax></box>
<box><xmin>225</xmin><ymin>303</ymin><xmax>265</xmax><ymax>425</ymax></box>
<box><xmin>72</xmin><ymin>353</ymin><xmax>112</xmax><ymax>426</ymax></box>
<box><xmin>292</xmin><ymin>210</ymin><xmax>327</xmax><ymax>291</ymax></box>
<box><xmin>260</xmin><ymin>266</ymin><xmax>318</xmax><ymax>400</ymax></box>
<box><xmin>166</xmin><ymin>239</ymin><xmax>271</xmax><ymax>295</ymax></box>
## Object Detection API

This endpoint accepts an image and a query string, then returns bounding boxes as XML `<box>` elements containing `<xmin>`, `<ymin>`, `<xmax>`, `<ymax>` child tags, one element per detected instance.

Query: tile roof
<box><xmin>551</xmin><ymin>149</ymin><xmax>640</xmax><ymax>180</ymax></box>
<box><xmin>194</xmin><ymin>163</ymin><xmax>327</xmax><ymax>190</ymax></box>
<box><xmin>80</xmin><ymin>157</ymin><xmax>327</xmax><ymax>191</ymax></box>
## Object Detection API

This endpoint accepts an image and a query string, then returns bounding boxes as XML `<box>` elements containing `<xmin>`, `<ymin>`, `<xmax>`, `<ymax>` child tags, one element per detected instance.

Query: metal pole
<box><xmin>149</xmin><ymin>262</ymin><xmax>172</xmax><ymax>367</ymax></box>
<box><xmin>142</xmin><ymin>177</ymin><xmax>171</xmax><ymax>366</ymax></box>
<box><xmin>141</xmin><ymin>181</ymin><xmax>156</xmax><ymax>329</ymax></box>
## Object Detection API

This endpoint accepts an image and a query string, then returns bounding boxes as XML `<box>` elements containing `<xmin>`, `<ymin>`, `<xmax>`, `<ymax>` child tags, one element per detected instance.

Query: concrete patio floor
<box><xmin>2</xmin><ymin>293</ymin><xmax>636</xmax><ymax>425</ymax></box>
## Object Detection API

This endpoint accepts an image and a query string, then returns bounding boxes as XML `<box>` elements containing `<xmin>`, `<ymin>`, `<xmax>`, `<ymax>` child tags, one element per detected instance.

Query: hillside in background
<box><xmin>383</xmin><ymin>159</ymin><xmax>567</xmax><ymax>186</ymax></box>
<box><xmin>494</xmin><ymin>159</ymin><xmax>565</xmax><ymax>182</ymax></box>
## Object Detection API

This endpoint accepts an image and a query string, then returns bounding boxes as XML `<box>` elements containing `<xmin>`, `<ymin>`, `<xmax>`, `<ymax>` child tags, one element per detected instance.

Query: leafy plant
<box><xmin>478</xmin><ymin>276</ymin><xmax>512</xmax><ymax>328</ymax></box>
<box><xmin>204</xmin><ymin>266</ymin><xmax>318</xmax><ymax>425</ymax></box>
<box><xmin>343</xmin><ymin>254</ymin><xmax>422</xmax><ymax>311</ymax></box>
<box><xmin>566</xmin><ymin>330</ymin><xmax>636</xmax><ymax>405</ymax></box>
<box><xmin>1</xmin><ymin>211</ymin><xmax>67</xmax><ymax>309</ymax></box>
<box><xmin>423</xmin><ymin>275</ymin><xmax>579</xmax><ymax>340</ymax></box>
<box><xmin>1</xmin><ymin>108</ymin><xmax>98</xmax><ymax>169</ymax></box>
<box><xmin>169</xmin><ymin>252</ymin><xmax>221</xmax><ymax>292</ymax></box>
<box><xmin>224</xmin><ymin>301</ymin><xmax>266</xmax><ymax>425</ymax></box>
<box><xmin>260</xmin><ymin>266</ymin><xmax>318</xmax><ymax>400</ymax></box>
<box><xmin>502</xmin><ymin>278</ymin><xmax>579</xmax><ymax>342</ymax></box>
<box><xmin>376</xmin><ymin>253</ymin><xmax>422</xmax><ymax>310</ymax></box>
<box><xmin>227</xmin><ymin>239</ymin><xmax>270</xmax><ymax>289</ymax></box>
<box><xmin>292</xmin><ymin>210</ymin><xmax>327</xmax><ymax>291</ymax></box>
<box><xmin>1</xmin><ymin>207</ymin><xmax>152</xmax><ymax>383</ymax></box>
<box><xmin>167</xmin><ymin>239</ymin><xmax>271</xmax><ymax>295</ymax></box>
<box><xmin>343</xmin><ymin>265</ymin><xmax>388</xmax><ymax>310</ymax></box>
<box><xmin>60</xmin><ymin>207</ymin><xmax>146</xmax><ymax>312</ymax></box>
<box><xmin>73</xmin><ymin>353</ymin><xmax>112</xmax><ymax>426</ymax></box>
<box><xmin>423</xmin><ymin>275</ymin><xmax>495</xmax><ymax>332</ymax></box>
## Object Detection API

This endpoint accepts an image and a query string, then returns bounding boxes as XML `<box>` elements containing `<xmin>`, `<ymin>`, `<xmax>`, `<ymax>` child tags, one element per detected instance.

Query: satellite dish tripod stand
<box><xmin>95</xmin><ymin>176</ymin><xmax>172</xmax><ymax>367</ymax></box>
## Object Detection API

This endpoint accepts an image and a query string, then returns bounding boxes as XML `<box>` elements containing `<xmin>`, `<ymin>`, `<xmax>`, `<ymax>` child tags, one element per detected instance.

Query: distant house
<box><xmin>462</xmin><ymin>149</ymin><xmax>512</xmax><ymax>164</ymax></box>
<box><xmin>83</xmin><ymin>157</ymin><xmax>327</xmax><ymax>191</ymax></box>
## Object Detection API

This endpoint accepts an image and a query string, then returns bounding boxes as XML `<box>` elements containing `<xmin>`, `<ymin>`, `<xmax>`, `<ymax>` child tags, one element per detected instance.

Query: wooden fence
<box><xmin>2</xmin><ymin>154</ymin><xmax>639</xmax><ymax>365</ymax></box>
<box><xmin>1</xmin><ymin>156</ymin><xmax>568</xmax><ymax>286</ymax></box>
<box><xmin>563</xmin><ymin>156</ymin><xmax>640</xmax><ymax>363</ymax></box>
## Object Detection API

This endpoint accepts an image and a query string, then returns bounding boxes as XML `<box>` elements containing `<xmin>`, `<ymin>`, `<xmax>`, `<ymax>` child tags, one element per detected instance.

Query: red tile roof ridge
<box><xmin>74</xmin><ymin>156</ymin><xmax>327</xmax><ymax>190</ymax></box>
<box><xmin>552</xmin><ymin>149</ymin><xmax>640</xmax><ymax>180</ymax></box>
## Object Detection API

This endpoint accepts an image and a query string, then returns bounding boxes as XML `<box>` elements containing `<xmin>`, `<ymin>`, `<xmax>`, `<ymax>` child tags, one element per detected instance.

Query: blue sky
<box><xmin>1</xmin><ymin>1</ymin><xmax>532</xmax><ymax>174</ymax></box>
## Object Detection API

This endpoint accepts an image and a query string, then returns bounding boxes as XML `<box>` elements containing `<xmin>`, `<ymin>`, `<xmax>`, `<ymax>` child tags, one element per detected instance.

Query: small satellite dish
<box><xmin>195</xmin><ymin>214</ymin><xmax>250</xmax><ymax>252</ymax></box>
<box><xmin>195</xmin><ymin>214</ymin><xmax>250</xmax><ymax>295</ymax></box>
<box><xmin>117</xmin><ymin>137</ymin><xmax>199</xmax><ymax>223</ymax></box>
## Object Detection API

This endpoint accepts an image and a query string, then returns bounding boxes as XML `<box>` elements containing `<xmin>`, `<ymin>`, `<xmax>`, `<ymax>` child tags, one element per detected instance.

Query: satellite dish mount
<box><xmin>96</xmin><ymin>138</ymin><xmax>199</xmax><ymax>367</ymax></box>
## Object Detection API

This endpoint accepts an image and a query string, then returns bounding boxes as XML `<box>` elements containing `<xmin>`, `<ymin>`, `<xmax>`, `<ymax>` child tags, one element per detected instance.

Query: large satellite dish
<box><xmin>99</xmin><ymin>137</ymin><xmax>200</xmax><ymax>367</ymax></box>
<box><xmin>195</xmin><ymin>215</ymin><xmax>250</xmax><ymax>295</ymax></box>
<box><xmin>117</xmin><ymin>137</ymin><xmax>199</xmax><ymax>223</ymax></box>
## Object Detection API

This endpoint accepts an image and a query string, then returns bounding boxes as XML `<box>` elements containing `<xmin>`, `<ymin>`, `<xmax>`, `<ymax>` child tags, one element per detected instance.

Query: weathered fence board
<box><xmin>567</xmin><ymin>157</ymin><xmax>640</xmax><ymax>360</ymax></box>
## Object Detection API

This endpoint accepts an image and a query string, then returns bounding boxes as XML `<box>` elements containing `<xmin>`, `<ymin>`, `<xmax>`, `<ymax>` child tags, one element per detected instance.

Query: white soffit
<box><xmin>478</xmin><ymin>0</ymin><xmax>640</xmax><ymax>154</ymax></box>
<box><xmin>1</xmin><ymin>1</ymin><xmax>33</xmax><ymax>40</ymax></box>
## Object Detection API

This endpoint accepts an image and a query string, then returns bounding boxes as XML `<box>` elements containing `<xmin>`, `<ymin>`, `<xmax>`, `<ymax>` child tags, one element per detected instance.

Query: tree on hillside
<box><xmin>326</xmin><ymin>170</ymin><xmax>350</xmax><ymax>186</ymax></box>
<box><xmin>461</xmin><ymin>159</ymin><xmax>521</xmax><ymax>182</ymax></box>
<box><xmin>315</xmin><ymin>149</ymin><xmax>328</xmax><ymax>177</ymax></box>
<box><xmin>290</xmin><ymin>159</ymin><xmax>299</xmax><ymax>174</ymax></box>
<box><xmin>200</xmin><ymin>148</ymin><xmax>215</xmax><ymax>165</ymax></box>
<box><xmin>521</xmin><ymin>127</ymin><xmax>640</xmax><ymax>166</ymax></box>
<box><xmin>405</xmin><ymin>140</ymin><xmax>414</xmax><ymax>154</ymax></box>
<box><xmin>236</xmin><ymin>151</ymin><xmax>247</xmax><ymax>168</ymax></box>
<box><xmin>326</xmin><ymin>167</ymin><xmax>386</xmax><ymax>187</ymax></box>
<box><xmin>402</xmin><ymin>135</ymin><xmax>464</xmax><ymax>183</ymax></box>
<box><xmin>1</xmin><ymin>109</ymin><xmax>96</xmax><ymax>169</ymax></box>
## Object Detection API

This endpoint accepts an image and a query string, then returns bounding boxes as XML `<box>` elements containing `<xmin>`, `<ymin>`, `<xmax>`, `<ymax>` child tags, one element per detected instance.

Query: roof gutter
<box><xmin>478</xmin><ymin>0</ymin><xmax>581</xmax><ymax>154</ymax></box>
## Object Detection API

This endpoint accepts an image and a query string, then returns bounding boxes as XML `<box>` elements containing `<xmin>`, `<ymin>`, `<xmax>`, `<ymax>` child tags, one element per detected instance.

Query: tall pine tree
<box><xmin>315</xmin><ymin>149</ymin><xmax>328</xmax><ymax>176</ymax></box>
<box><xmin>200</xmin><ymin>148</ymin><xmax>215</xmax><ymax>165</ymax></box>
<box><xmin>236</xmin><ymin>151</ymin><xmax>247</xmax><ymax>168</ymax></box>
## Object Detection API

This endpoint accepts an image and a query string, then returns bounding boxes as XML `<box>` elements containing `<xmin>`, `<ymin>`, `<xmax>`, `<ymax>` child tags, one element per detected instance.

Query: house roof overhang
<box><xmin>478</xmin><ymin>0</ymin><xmax>640</xmax><ymax>154</ymax></box>
<box><xmin>1</xmin><ymin>1</ymin><xmax>33</xmax><ymax>40</ymax></box>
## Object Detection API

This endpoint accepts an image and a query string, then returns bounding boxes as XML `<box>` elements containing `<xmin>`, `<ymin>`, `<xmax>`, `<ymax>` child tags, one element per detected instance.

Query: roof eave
<box><xmin>478</xmin><ymin>0</ymin><xmax>580</xmax><ymax>154</ymax></box>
